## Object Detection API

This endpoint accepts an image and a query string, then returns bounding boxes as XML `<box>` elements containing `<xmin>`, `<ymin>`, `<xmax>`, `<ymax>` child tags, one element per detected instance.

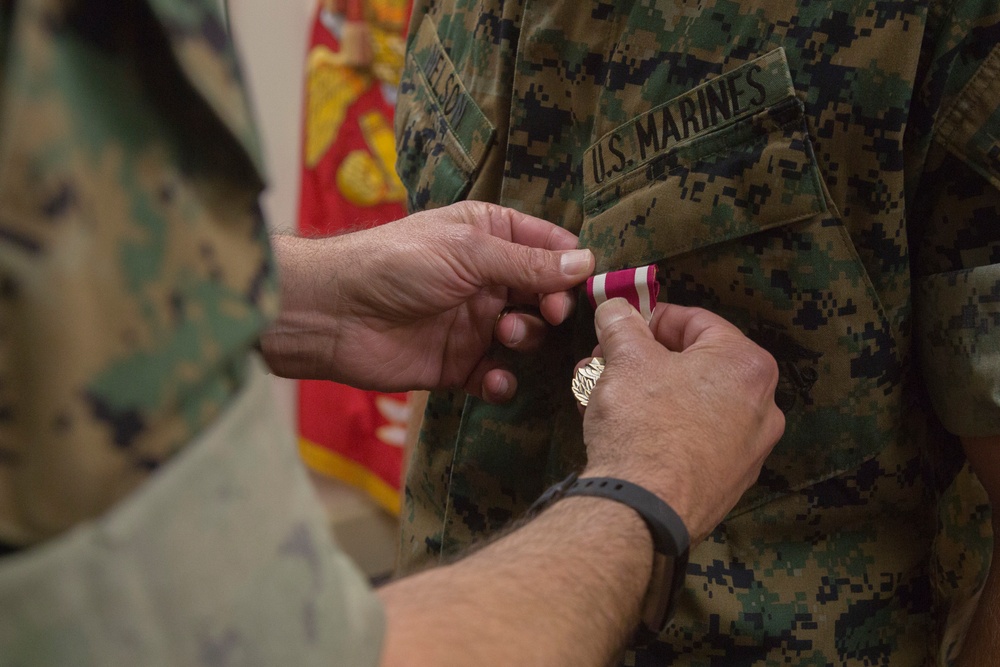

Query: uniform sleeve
<box><xmin>913</xmin><ymin>12</ymin><xmax>1000</xmax><ymax>437</ymax></box>
<box><xmin>0</xmin><ymin>357</ymin><xmax>386</xmax><ymax>666</ymax></box>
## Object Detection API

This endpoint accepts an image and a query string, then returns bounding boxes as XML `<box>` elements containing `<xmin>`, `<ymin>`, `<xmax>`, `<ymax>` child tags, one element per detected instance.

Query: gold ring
<box><xmin>571</xmin><ymin>357</ymin><xmax>605</xmax><ymax>407</ymax></box>
<box><xmin>494</xmin><ymin>306</ymin><xmax>516</xmax><ymax>333</ymax></box>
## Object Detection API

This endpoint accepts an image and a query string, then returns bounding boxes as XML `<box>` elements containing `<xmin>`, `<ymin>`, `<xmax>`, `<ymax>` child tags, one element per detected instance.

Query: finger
<box><xmin>539</xmin><ymin>291</ymin><xmax>574</xmax><ymax>325</ymax></box>
<box><xmin>496</xmin><ymin>311</ymin><xmax>550</xmax><ymax>352</ymax></box>
<box><xmin>481</xmin><ymin>367</ymin><xmax>517</xmax><ymax>404</ymax></box>
<box><xmin>593</xmin><ymin>298</ymin><xmax>656</xmax><ymax>360</ymax></box>
<box><xmin>504</xmin><ymin>289</ymin><xmax>576</xmax><ymax>325</ymax></box>
<box><xmin>483</xmin><ymin>202</ymin><xmax>581</xmax><ymax>251</ymax></box>
<box><xmin>648</xmin><ymin>302</ymin><xmax>746</xmax><ymax>352</ymax></box>
<box><xmin>505</xmin><ymin>288</ymin><xmax>546</xmax><ymax>307</ymax></box>
<box><xmin>472</xmin><ymin>234</ymin><xmax>595</xmax><ymax>294</ymax></box>
<box><xmin>462</xmin><ymin>357</ymin><xmax>517</xmax><ymax>404</ymax></box>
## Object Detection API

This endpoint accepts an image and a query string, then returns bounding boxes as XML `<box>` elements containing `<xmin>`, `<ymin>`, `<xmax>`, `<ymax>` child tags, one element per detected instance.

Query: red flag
<box><xmin>297</xmin><ymin>0</ymin><xmax>411</xmax><ymax>514</ymax></box>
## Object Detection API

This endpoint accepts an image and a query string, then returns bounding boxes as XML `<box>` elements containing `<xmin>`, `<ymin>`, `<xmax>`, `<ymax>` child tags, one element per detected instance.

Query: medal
<box><xmin>571</xmin><ymin>357</ymin><xmax>605</xmax><ymax>407</ymax></box>
<box><xmin>573</xmin><ymin>264</ymin><xmax>659</xmax><ymax>407</ymax></box>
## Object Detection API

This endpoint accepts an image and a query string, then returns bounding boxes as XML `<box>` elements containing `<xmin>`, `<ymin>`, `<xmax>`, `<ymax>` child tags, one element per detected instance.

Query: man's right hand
<box><xmin>580</xmin><ymin>298</ymin><xmax>785</xmax><ymax>545</ymax></box>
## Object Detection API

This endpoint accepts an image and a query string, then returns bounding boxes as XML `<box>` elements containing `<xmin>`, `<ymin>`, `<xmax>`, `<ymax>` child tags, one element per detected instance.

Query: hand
<box><xmin>579</xmin><ymin>299</ymin><xmax>785</xmax><ymax>544</ymax></box>
<box><xmin>261</xmin><ymin>201</ymin><xmax>594</xmax><ymax>402</ymax></box>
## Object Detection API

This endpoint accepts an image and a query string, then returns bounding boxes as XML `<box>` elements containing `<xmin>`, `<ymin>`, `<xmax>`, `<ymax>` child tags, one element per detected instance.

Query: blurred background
<box><xmin>221</xmin><ymin>0</ymin><xmax>414</xmax><ymax>583</ymax></box>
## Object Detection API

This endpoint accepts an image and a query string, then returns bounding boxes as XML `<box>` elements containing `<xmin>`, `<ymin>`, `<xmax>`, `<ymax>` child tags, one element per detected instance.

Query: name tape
<box><xmin>583</xmin><ymin>48</ymin><xmax>793</xmax><ymax>192</ymax></box>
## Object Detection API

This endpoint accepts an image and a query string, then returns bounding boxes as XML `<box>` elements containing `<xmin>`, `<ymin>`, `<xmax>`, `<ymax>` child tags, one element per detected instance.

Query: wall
<box><xmin>225</xmin><ymin>0</ymin><xmax>314</xmax><ymax>235</ymax></box>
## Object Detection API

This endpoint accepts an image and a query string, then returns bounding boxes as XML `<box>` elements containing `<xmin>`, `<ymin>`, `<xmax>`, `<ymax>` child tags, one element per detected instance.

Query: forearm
<box><xmin>956</xmin><ymin>435</ymin><xmax>1000</xmax><ymax>666</ymax></box>
<box><xmin>376</xmin><ymin>496</ymin><xmax>653</xmax><ymax>667</ymax></box>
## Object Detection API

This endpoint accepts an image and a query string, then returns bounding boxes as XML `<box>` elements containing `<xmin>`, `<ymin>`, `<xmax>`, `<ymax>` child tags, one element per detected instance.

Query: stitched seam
<box><xmin>935</xmin><ymin>44</ymin><xmax>1000</xmax><ymax>149</ymax></box>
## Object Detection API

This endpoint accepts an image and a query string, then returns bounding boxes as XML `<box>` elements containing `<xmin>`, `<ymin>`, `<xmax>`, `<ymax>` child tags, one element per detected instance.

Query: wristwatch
<box><xmin>526</xmin><ymin>472</ymin><xmax>690</xmax><ymax>645</ymax></box>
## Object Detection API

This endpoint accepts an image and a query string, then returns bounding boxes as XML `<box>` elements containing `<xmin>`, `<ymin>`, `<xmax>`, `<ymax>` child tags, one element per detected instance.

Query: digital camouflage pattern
<box><xmin>395</xmin><ymin>0</ymin><xmax>1000</xmax><ymax>663</ymax></box>
<box><xmin>0</xmin><ymin>0</ymin><xmax>278</xmax><ymax>545</ymax></box>
<box><xmin>0</xmin><ymin>361</ymin><xmax>385</xmax><ymax>666</ymax></box>
<box><xmin>0</xmin><ymin>1</ymin><xmax>387</xmax><ymax>663</ymax></box>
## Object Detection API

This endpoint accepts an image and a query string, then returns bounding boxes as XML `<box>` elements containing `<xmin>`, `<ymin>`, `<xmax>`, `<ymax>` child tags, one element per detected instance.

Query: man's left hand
<box><xmin>261</xmin><ymin>201</ymin><xmax>594</xmax><ymax>403</ymax></box>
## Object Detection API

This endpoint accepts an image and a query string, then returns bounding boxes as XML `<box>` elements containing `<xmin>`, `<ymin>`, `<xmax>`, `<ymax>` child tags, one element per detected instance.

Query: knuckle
<box><xmin>449</xmin><ymin>222</ymin><xmax>478</xmax><ymax>244</ymax></box>
<box><xmin>742</xmin><ymin>346</ymin><xmax>779</xmax><ymax>386</ymax></box>
<box><xmin>524</xmin><ymin>246</ymin><xmax>551</xmax><ymax>275</ymax></box>
<box><xmin>690</xmin><ymin>307</ymin><xmax>716</xmax><ymax>328</ymax></box>
<box><xmin>606</xmin><ymin>335</ymin><xmax>643</xmax><ymax>368</ymax></box>
<box><xmin>769</xmin><ymin>407</ymin><xmax>787</xmax><ymax>442</ymax></box>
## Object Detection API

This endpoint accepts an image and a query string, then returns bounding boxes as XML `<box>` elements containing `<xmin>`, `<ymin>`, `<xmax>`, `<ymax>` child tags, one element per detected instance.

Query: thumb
<box><xmin>594</xmin><ymin>298</ymin><xmax>655</xmax><ymax>358</ymax></box>
<box><xmin>474</xmin><ymin>236</ymin><xmax>594</xmax><ymax>292</ymax></box>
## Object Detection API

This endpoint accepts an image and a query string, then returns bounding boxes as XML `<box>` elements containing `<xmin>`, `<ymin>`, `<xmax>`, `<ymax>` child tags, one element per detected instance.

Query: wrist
<box><xmin>582</xmin><ymin>464</ymin><xmax>694</xmax><ymax>538</ymax></box>
<box><xmin>262</xmin><ymin>235</ymin><xmax>345</xmax><ymax>379</ymax></box>
<box><xmin>527</xmin><ymin>472</ymin><xmax>691</xmax><ymax>642</ymax></box>
<box><xmin>258</xmin><ymin>312</ymin><xmax>338</xmax><ymax>379</ymax></box>
<box><xmin>527</xmin><ymin>494</ymin><xmax>654</xmax><ymax>634</ymax></box>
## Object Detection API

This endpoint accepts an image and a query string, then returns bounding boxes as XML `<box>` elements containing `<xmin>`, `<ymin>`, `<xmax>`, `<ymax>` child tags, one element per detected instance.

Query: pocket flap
<box><xmin>395</xmin><ymin>14</ymin><xmax>495</xmax><ymax>209</ymax></box>
<box><xmin>935</xmin><ymin>44</ymin><xmax>1000</xmax><ymax>192</ymax></box>
<box><xmin>580</xmin><ymin>49</ymin><xmax>827</xmax><ymax>273</ymax></box>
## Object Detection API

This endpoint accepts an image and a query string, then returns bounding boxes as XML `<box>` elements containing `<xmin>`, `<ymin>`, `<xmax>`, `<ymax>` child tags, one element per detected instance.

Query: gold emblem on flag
<box><xmin>571</xmin><ymin>357</ymin><xmax>605</xmax><ymax>407</ymax></box>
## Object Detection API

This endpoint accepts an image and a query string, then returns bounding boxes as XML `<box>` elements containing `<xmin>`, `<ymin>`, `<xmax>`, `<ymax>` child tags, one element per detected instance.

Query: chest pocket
<box><xmin>394</xmin><ymin>15</ymin><xmax>495</xmax><ymax>212</ymax></box>
<box><xmin>580</xmin><ymin>48</ymin><xmax>903</xmax><ymax>514</ymax></box>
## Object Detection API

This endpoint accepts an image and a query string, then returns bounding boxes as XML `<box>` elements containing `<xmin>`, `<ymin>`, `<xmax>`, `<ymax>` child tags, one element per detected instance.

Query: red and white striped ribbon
<box><xmin>586</xmin><ymin>265</ymin><xmax>660</xmax><ymax>322</ymax></box>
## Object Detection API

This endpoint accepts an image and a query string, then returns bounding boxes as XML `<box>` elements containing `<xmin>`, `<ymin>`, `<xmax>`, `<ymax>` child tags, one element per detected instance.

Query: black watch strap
<box><xmin>526</xmin><ymin>472</ymin><xmax>691</xmax><ymax>645</ymax></box>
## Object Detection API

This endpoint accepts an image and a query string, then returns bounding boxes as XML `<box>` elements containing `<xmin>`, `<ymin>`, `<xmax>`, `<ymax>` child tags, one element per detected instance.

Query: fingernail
<box><xmin>559</xmin><ymin>249</ymin><xmax>594</xmax><ymax>276</ymax></box>
<box><xmin>559</xmin><ymin>292</ymin><xmax>575</xmax><ymax>322</ymax></box>
<box><xmin>495</xmin><ymin>375</ymin><xmax>509</xmax><ymax>398</ymax></box>
<box><xmin>594</xmin><ymin>298</ymin><xmax>638</xmax><ymax>336</ymax></box>
<box><xmin>507</xmin><ymin>318</ymin><xmax>525</xmax><ymax>345</ymax></box>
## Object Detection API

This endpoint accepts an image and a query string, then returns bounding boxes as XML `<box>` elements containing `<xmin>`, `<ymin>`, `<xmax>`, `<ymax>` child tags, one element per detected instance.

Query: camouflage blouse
<box><xmin>395</xmin><ymin>0</ymin><xmax>1000</xmax><ymax>663</ymax></box>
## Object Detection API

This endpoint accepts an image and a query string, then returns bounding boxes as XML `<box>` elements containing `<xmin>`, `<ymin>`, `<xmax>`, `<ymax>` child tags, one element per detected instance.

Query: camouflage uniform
<box><xmin>395</xmin><ymin>0</ymin><xmax>1000</xmax><ymax>664</ymax></box>
<box><xmin>0</xmin><ymin>0</ymin><xmax>383</xmax><ymax>663</ymax></box>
